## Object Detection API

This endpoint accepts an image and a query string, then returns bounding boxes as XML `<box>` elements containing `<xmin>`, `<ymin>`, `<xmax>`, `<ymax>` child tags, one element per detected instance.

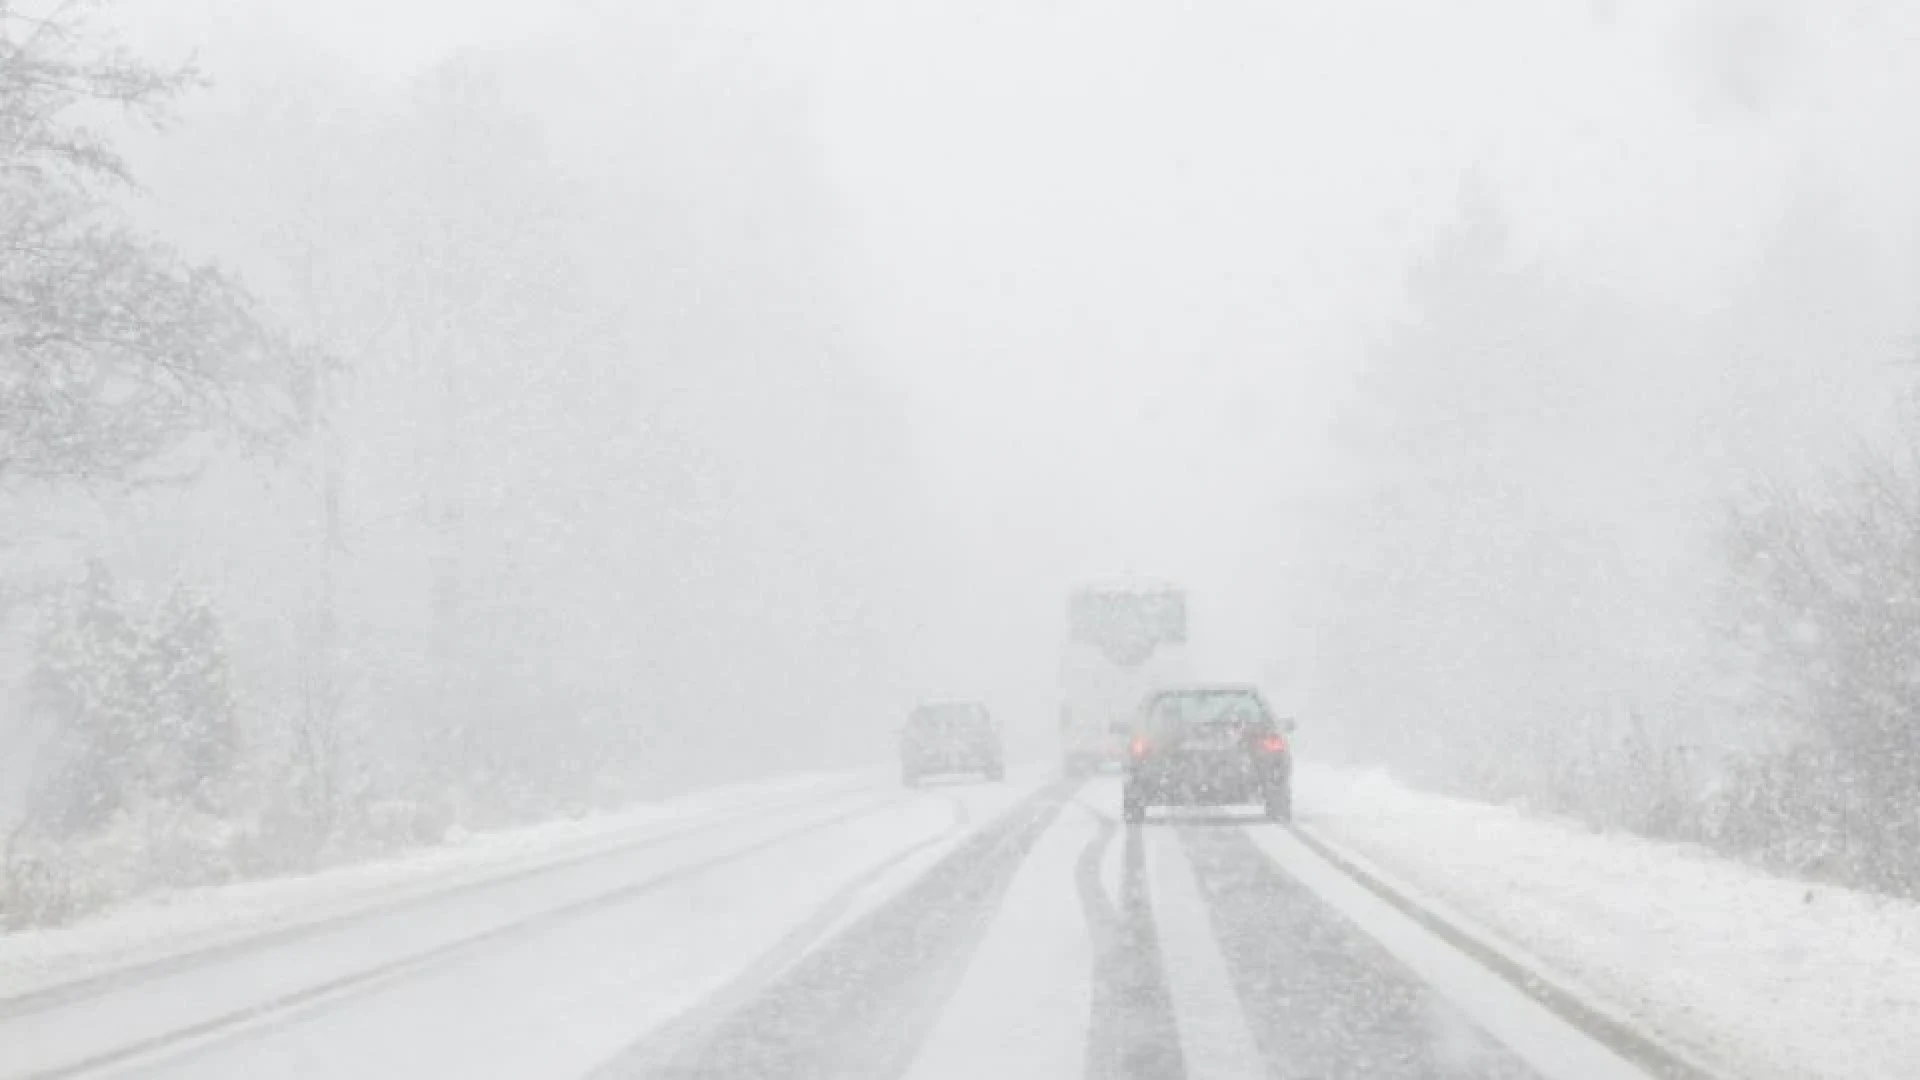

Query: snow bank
<box><xmin>0</xmin><ymin>767</ymin><xmax>883</xmax><ymax>1000</ymax></box>
<box><xmin>1297</xmin><ymin>763</ymin><xmax>1920</xmax><ymax>1080</ymax></box>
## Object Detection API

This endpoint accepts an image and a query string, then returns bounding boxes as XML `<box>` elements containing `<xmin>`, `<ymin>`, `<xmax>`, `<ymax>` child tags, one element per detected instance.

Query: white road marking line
<box><xmin>1244</xmin><ymin>827</ymin><xmax>1655</xmax><ymax>1080</ymax></box>
<box><xmin>1069</xmin><ymin>776</ymin><xmax>1126</xmax><ymax>908</ymax></box>
<box><xmin>1145</xmin><ymin>828</ymin><xmax>1271</xmax><ymax>1080</ymax></box>
<box><xmin>899</xmin><ymin>803</ymin><xmax>1097</xmax><ymax>1080</ymax></box>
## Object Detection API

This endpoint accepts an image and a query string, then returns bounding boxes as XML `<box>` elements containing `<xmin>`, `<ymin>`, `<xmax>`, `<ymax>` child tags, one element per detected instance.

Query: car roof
<box><xmin>912</xmin><ymin>697</ymin><xmax>987</xmax><ymax>709</ymax></box>
<box><xmin>1072</xmin><ymin>576</ymin><xmax>1183</xmax><ymax>592</ymax></box>
<box><xmin>1147</xmin><ymin>682</ymin><xmax>1264</xmax><ymax>698</ymax></box>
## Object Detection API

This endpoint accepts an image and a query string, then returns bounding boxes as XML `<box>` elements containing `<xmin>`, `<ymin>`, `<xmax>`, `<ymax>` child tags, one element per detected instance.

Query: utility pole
<box><xmin>291</xmin><ymin>224</ymin><xmax>345</xmax><ymax>838</ymax></box>
<box><xmin>423</xmin><ymin>87</ymin><xmax>469</xmax><ymax>804</ymax></box>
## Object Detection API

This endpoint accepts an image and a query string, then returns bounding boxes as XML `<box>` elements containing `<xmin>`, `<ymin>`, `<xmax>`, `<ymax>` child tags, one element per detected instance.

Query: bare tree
<box><xmin>0</xmin><ymin>1</ymin><xmax>303</xmax><ymax>490</ymax></box>
<box><xmin>1714</xmin><ymin>425</ymin><xmax>1920</xmax><ymax>893</ymax></box>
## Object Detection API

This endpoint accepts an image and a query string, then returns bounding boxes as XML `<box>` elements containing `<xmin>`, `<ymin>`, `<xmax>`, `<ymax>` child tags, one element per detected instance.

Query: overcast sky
<box><xmin>110</xmin><ymin>0</ymin><xmax>1920</xmax><ymax>709</ymax></box>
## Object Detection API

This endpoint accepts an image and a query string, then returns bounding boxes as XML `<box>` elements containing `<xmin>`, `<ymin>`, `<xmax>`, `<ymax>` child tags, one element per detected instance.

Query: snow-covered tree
<box><xmin>117</xmin><ymin>34</ymin><xmax>940</xmax><ymax>817</ymax></box>
<box><xmin>18</xmin><ymin>565</ymin><xmax>237</xmax><ymax>835</ymax></box>
<box><xmin>0</xmin><ymin>1</ymin><xmax>302</xmax><ymax>490</ymax></box>
<box><xmin>136</xmin><ymin>582</ymin><xmax>238</xmax><ymax>807</ymax></box>
<box><xmin>1311</xmin><ymin>172</ymin><xmax>1707</xmax><ymax>822</ymax></box>
<box><xmin>1712</xmin><ymin>442</ymin><xmax>1920</xmax><ymax>890</ymax></box>
<box><xmin>19</xmin><ymin>560</ymin><xmax>142</xmax><ymax>836</ymax></box>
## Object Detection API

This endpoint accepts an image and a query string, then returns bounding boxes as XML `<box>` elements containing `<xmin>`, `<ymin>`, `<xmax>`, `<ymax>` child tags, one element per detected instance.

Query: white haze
<box><xmin>7</xmin><ymin>0</ymin><xmax>1920</xmax><ymax>840</ymax></box>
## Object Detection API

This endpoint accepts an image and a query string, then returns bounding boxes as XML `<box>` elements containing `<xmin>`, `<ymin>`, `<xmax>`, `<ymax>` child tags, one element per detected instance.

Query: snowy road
<box><xmin>4</xmin><ymin>771</ymin><xmax>1672</xmax><ymax>1080</ymax></box>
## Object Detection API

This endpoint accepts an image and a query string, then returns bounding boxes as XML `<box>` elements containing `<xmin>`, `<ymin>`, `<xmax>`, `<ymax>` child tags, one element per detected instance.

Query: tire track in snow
<box><xmin>585</xmin><ymin>802</ymin><xmax>969</xmax><ymax>1077</ymax></box>
<box><xmin>1074</xmin><ymin>809</ymin><xmax>1120</xmax><ymax>1078</ymax></box>
<box><xmin>1080</xmin><ymin>814</ymin><xmax>1186</xmax><ymax>1080</ymax></box>
<box><xmin>1180</xmin><ymin>825</ymin><xmax>1540</xmax><ymax>1080</ymax></box>
<box><xmin>623</xmin><ymin>780</ymin><xmax>1071</xmax><ymax>1080</ymax></box>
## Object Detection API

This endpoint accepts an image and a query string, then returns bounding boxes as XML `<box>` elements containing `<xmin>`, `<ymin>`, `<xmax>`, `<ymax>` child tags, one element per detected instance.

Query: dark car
<box><xmin>901</xmin><ymin>700</ymin><xmax>1005</xmax><ymax>785</ymax></box>
<box><xmin>1117</xmin><ymin>684</ymin><xmax>1294</xmax><ymax>823</ymax></box>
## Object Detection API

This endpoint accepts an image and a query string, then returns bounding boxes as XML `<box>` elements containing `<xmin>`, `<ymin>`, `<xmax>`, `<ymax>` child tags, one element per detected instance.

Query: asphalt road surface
<box><xmin>4</xmin><ymin>771</ymin><xmax>1657</xmax><ymax>1080</ymax></box>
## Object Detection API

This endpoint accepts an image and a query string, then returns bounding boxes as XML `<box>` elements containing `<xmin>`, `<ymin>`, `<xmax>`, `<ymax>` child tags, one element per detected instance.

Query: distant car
<box><xmin>1118</xmin><ymin>684</ymin><xmax>1294</xmax><ymax>823</ymax></box>
<box><xmin>1059</xmin><ymin>702</ymin><xmax>1126</xmax><ymax>777</ymax></box>
<box><xmin>901</xmin><ymin>700</ymin><xmax>1005</xmax><ymax>785</ymax></box>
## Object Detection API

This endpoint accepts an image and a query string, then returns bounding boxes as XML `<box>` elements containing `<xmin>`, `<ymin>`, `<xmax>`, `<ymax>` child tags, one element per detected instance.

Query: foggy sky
<box><xmin>105</xmin><ymin>0</ymin><xmax>1920</xmax><ymax>739</ymax></box>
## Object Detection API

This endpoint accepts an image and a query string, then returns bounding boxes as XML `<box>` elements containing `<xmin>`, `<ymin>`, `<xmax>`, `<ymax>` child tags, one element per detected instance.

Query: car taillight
<box><xmin>1260</xmin><ymin>734</ymin><xmax>1287</xmax><ymax>754</ymax></box>
<box><xmin>1129</xmin><ymin>736</ymin><xmax>1151</xmax><ymax>759</ymax></box>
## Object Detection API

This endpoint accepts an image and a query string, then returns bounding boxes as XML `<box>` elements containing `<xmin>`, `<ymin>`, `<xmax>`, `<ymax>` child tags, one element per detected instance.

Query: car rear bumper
<box><xmin>904</xmin><ymin>754</ymin><xmax>1000</xmax><ymax>774</ymax></box>
<box><xmin>1125</xmin><ymin>769</ymin><xmax>1289</xmax><ymax>806</ymax></box>
<box><xmin>1126</xmin><ymin>784</ymin><xmax>1264</xmax><ymax>806</ymax></box>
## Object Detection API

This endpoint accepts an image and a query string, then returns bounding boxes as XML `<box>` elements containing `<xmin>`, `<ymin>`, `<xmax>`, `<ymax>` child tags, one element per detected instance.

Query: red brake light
<box><xmin>1260</xmin><ymin>734</ymin><xmax>1287</xmax><ymax>754</ymax></box>
<box><xmin>1129</xmin><ymin>736</ymin><xmax>1151</xmax><ymax>759</ymax></box>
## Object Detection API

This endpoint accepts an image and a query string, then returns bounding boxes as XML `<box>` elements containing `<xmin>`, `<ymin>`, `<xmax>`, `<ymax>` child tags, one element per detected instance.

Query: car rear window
<box><xmin>1143</xmin><ymin>691</ymin><xmax>1271</xmax><ymax>735</ymax></box>
<box><xmin>908</xmin><ymin>703</ymin><xmax>990</xmax><ymax>733</ymax></box>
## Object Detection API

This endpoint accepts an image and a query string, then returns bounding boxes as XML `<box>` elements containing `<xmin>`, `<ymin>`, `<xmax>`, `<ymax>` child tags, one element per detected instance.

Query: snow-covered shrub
<box><xmin>20</xmin><ymin>562</ymin><xmax>147</xmax><ymax>838</ymax></box>
<box><xmin>356</xmin><ymin>798</ymin><xmax>454</xmax><ymax>854</ymax></box>
<box><xmin>1705</xmin><ymin>435</ymin><xmax>1920</xmax><ymax>896</ymax></box>
<box><xmin>21</xmin><ymin>568</ymin><xmax>241</xmax><ymax>836</ymax></box>
<box><xmin>227</xmin><ymin>796</ymin><xmax>327</xmax><ymax>879</ymax></box>
<box><xmin>2</xmin><ymin>798</ymin><xmax>244</xmax><ymax>928</ymax></box>
<box><xmin>4</xmin><ymin>568</ymin><xmax>254</xmax><ymax>926</ymax></box>
<box><xmin>1705</xmin><ymin>745</ymin><xmax>1857</xmax><ymax>879</ymax></box>
<box><xmin>1</xmin><ymin>845</ymin><xmax>78</xmax><ymax>929</ymax></box>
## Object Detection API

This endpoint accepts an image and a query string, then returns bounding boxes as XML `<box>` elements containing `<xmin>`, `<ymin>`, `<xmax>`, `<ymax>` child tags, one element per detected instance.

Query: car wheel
<box><xmin>1264</xmin><ymin>784</ymin><xmax>1292</xmax><ymax>823</ymax></box>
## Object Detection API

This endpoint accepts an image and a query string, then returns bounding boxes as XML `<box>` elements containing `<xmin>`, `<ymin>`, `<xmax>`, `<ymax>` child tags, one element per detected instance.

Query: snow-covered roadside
<box><xmin>1296</xmin><ymin>763</ymin><xmax>1920</xmax><ymax>1080</ymax></box>
<box><xmin>0</xmin><ymin>766</ymin><xmax>890</xmax><ymax>1001</ymax></box>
